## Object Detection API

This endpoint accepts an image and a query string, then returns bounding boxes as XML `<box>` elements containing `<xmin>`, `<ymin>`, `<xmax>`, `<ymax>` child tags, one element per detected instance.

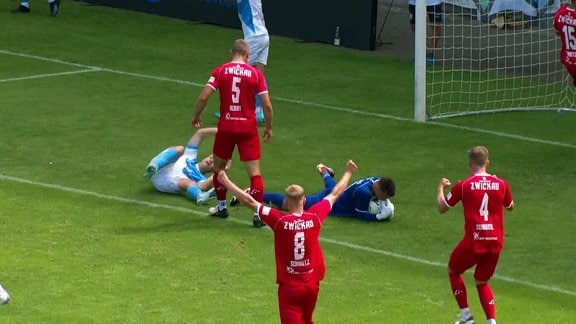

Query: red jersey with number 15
<box><xmin>206</xmin><ymin>61</ymin><xmax>268</xmax><ymax>132</ymax></box>
<box><xmin>444</xmin><ymin>173</ymin><xmax>514</xmax><ymax>253</ymax></box>
<box><xmin>257</xmin><ymin>199</ymin><xmax>332</xmax><ymax>285</ymax></box>
<box><xmin>554</xmin><ymin>4</ymin><xmax>576</xmax><ymax>65</ymax></box>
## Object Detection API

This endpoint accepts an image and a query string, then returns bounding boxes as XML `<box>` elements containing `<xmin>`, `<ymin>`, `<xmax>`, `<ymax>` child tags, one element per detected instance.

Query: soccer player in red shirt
<box><xmin>191</xmin><ymin>39</ymin><xmax>273</xmax><ymax>226</ymax></box>
<box><xmin>216</xmin><ymin>160</ymin><xmax>358</xmax><ymax>324</ymax></box>
<box><xmin>437</xmin><ymin>146</ymin><xmax>514</xmax><ymax>324</ymax></box>
<box><xmin>554</xmin><ymin>0</ymin><xmax>576</xmax><ymax>87</ymax></box>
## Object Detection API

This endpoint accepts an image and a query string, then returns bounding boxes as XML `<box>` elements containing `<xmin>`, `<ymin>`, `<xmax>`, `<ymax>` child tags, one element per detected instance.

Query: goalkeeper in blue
<box><xmin>232</xmin><ymin>163</ymin><xmax>396</xmax><ymax>221</ymax></box>
<box><xmin>143</xmin><ymin>127</ymin><xmax>228</xmax><ymax>205</ymax></box>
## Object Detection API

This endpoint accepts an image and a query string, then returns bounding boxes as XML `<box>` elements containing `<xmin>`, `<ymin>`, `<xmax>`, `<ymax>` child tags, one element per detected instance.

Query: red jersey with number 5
<box><xmin>444</xmin><ymin>173</ymin><xmax>514</xmax><ymax>253</ymax></box>
<box><xmin>257</xmin><ymin>199</ymin><xmax>332</xmax><ymax>285</ymax></box>
<box><xmin>206</xmin><ymin>61</ymin><xmax>268</xmax><ymax>132</ymax></box>
<box><xmin>554</xmin><ymin>4</ymin><xmax>576</xmax><ymax>65</ymax></box>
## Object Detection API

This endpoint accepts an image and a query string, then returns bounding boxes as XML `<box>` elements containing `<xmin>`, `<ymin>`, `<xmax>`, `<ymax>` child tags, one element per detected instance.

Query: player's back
<box><xmin>332</xmin><ymin>177</ymin><xmax>377</xmax><ymax>216</ymax></box>
<box><xmin>554</xmin><ymin>5</ymin><xmax>576</xmax><ymax>65</ymax></box>
<box><xmin>209</xmin><ymin>61</ymin><xmax>265</xmax><ymax>131</ymax></box>
<box><xmin>458</xmin><ymin>173</ymin><xmax>513</xmax><ymax>252</ymax></box>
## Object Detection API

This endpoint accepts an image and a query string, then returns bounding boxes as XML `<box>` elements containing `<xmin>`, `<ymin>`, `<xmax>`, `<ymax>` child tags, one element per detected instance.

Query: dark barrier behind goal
<box><xmin>77</xmin><ymin>0</ymin><xmax>378</xmax><ymax>51</ymax></box>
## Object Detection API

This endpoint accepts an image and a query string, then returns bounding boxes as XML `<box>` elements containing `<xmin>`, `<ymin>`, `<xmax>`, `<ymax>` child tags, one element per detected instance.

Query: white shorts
<box><xmin>151</xmin><ymin>163</ymin><xmax>183</xmax><ymax>193</ymax></box>
<box><xmin>150</xmin><ymin>147</ymin><xmax>205</xmax><ymax>193</ymax></box>
<box><xmin>246</xmin><ymin>34</ymin><xmax>269</xmax><ymax>66</ymax></box>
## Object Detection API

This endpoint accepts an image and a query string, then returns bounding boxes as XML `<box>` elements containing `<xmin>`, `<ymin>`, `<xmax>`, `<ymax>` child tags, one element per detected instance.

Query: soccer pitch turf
<box><xmin>1</xmin><ymin>1</ymin><xmax>575</xmax><ymax>323</ymax></box>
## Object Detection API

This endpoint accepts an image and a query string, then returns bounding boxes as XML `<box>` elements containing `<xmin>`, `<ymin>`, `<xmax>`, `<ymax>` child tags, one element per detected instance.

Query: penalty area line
<box><xmin>0</xmin><ymin>173</ymin><xmax>575</xmax><ymax>297</ymax></box>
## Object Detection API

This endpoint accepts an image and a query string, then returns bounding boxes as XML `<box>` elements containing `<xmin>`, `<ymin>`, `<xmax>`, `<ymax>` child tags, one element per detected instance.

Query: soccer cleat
<box><xmin>214</xmin><ymin>112</ymin><xmax>221</xmax><ymax>119</ymax></box>
<box><xmin>230</xmin><ymin>195</ymin><xmax>240</xmax><ymax>207</ymax></box>
<box><xmin>454</xmin><ymin>315</ymin><xmax>474</xmax><ymax>324</ymax></box>
<box><xmin>208</xmin><ymin>206</ymin><xmax>229</xmax><ymax>219</ymax></box>
<box><xmin>142</xmin><ymin>165</ymin><xmax>157</xmax><ymax>180</ymax></box>
<box><xmin>230</xmin><ymin>188</ymin><xmax>250</xmax><ymax>207</ymax></box>
<box><xmin>316</xmin><ymin>163</ymin><xmax>335</xmax><ymax>177</ymax></box>
<box><xmin>253</xmin><ymin>214</ymin><xmax>266</xmax><ymax>228</ymax></box>
<box><xmin>196</xmin><ymin>189</ymin><xmax>215</xmax><ymax>205</ymax></box>
<box><xmin>0</xmin><ymin>283</ymin><xmax>10</xmax><ymax>305</ymax></box>
<box><xmin>11</xmin><ymin>5</ymin><xmax>30</xmax><ymax>13</ymax></box>
<box><xmin>49</xmin><ymin>0</ymin><xmax>60</xmax><ymax>17</ymax></box>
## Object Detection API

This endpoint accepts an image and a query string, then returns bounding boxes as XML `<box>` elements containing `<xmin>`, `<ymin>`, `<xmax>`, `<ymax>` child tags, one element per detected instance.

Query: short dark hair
<box><xmin>378</xmin><ymin>177</ymin><xmax>396</xmax><ymax>198</ymax></box>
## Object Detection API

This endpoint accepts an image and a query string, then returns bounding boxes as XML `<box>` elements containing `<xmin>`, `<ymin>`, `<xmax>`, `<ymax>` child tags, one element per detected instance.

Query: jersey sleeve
<box><xmin>206</xmin><ymin>66</ymin><xmax>221</xmax><ymax>90</ymax></box>
<box><xmin>307</xmin><ymin>199</ymin><xmax>332</xmax><ymax>222</ymax></box>
<box><xmin>256</xmin><ymin>69</ymin><xmax>268</xmax><ymax>95</ymax></box>
<box><xmin>502</xmin><ymin>180</ymin><xmax>514</xmax><ymax>209</ymax></box>
<box><xmin>445</xmin><ymin>180</ymin><xmax>463</xmax><ymax>207</ymax></box>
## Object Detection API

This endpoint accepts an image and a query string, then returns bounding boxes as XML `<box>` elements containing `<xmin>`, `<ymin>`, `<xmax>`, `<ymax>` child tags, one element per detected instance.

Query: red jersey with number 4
<box><xmin>206</xmin><ymin>61</ymin><xmax>268</xmax><ymax>132</ymax></box>
<box><xmin>554</xmin><ymin>5</ymin><xmax>576</xmax><ymax>65</ymax></box>
<box><xmin>258</xmin><ymin>199</ymin><xmax>332</xmax><ymax>285</ymax></box>
<box><xmin>444</xmin><ymin>173</ymin><xmax>514</xmax><ymax>253</ymax></box>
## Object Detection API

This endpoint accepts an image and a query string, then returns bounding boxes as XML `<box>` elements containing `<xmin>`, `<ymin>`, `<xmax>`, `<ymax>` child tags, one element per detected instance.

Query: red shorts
<box><xmin>448</xmin><ymin>240</ymin><xmax>501</xmax><ymax>282</ymax></box>
<box><xmin>277</xmin><ymin>281</ymin><xmax>320</xmax><ymax>324</ymax></box>
<box><xmin>213</xmin><ymin>129</ymin><xmax>261</xmax><ymax>161</ymax></box>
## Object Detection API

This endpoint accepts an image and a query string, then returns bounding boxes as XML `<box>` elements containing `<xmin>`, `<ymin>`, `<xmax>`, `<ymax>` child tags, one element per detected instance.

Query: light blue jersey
<box><xmin>237</xmin><ymin>0</ymin><xmax>268</xmax><ymax>39</ymax></box>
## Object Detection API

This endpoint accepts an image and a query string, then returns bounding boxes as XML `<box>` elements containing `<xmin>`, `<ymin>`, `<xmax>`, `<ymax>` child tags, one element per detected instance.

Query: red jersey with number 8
<box><xmin>258</xmin><ymin>199</ymin><xmax>332</xmax><ymax>285</ymax></box>
<box><xmin>444</xmin><ymin>173</ymin><xmax>514</xmax><ymax>253</ymax></box>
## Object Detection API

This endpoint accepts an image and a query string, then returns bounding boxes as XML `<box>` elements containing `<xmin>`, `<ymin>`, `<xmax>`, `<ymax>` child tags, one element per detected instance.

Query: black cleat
<box><xmin>12</xmin><ymin>5</ymin><xmax>30</xmax><ymax>13</ymax></box>
<box><xmin>230</xmin><ymin>195</ymin><xmax>240</xmax><ymax>207</ymax></box>
<box><xmin>253</xmin><ymin>214</ymin><xmax>266</xmax><ymax>228</ymax></box>
<box><xmin>209</xmin><ymin>207</ymin><xmax>229</xmax><ymax>219</ymax></box>
<box><xmin>49</xmin><ymin>0</ymin><xmax>60</xmax><ymax>17</ymax></box>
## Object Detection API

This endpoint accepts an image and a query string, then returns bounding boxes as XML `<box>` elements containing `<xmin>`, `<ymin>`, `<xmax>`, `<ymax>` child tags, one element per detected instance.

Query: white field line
<box><xmin>0</xmin><ymin>69</ymin><xmax>99</xmax><ymax>83</ymax></box>
<box><xmin>1</xmin><ymin>173</ymin><xmax>575</xmax><ymax>298</ymax></box>
<box><xmin>2</xmin><ymin>50</ymin><xmax>576</xmax><ymax>297</ymax></box>
<box><xmin>1</xmin><ymin>49</ymin><xmax>575</xmax><ymax>149</ymax></box>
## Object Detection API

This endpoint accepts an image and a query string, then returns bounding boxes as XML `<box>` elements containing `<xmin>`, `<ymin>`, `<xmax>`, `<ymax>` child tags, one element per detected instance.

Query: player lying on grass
<box><xmin>231</xmin><ymin>163</ymin><xmax>396</xmax><ymax>221</ymax></box>
<box><xmin>142</xmin><ymin>127</ymin><xmax>229</xmax><ymax>205</ymax></box>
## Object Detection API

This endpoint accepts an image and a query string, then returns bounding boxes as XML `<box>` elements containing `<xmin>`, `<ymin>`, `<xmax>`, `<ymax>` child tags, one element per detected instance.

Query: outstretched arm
<box><xmin>217</xmin><ymin>171</ymin><xmax>260</xmax><ymax>212</ymax></box>
<box><xmin>324</xmin><ymin>160</ymin><xmax>357</xmax><ymax>205</ymax></box>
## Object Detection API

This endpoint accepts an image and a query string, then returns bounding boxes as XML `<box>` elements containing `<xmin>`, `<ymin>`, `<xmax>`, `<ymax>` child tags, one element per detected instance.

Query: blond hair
<box><xmin>468</xmin><ymin>146</ymin><xmax>489</xmax><ymax>167</ymax></box>
<box><xmin>285</xmin><ymin>184</ymin><xmax>305</xmax><ymax>205</ymax></box>
<box><xmin>231</xmin><ymin>39</ymin><xmax>249</xmax><ymax>57</ymax></box>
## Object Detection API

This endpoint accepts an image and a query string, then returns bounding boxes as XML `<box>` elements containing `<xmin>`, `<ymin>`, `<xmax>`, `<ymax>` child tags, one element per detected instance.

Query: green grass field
<box><xmin>1</xmin><ymin>1</ymin><xmax>575</xmax><ymax>323</ymax></box>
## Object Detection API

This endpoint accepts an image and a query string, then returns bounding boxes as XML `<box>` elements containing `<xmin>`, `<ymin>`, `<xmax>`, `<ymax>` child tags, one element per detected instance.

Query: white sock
<box><xmin>487</xmin><ymin>319</ymin><xmax>496</xmax><ymax>324</ymax></box>
<box><xmin>460</xmin><ymin>307</ymin><xmax>471</xmax><ymax>318</ymax></box>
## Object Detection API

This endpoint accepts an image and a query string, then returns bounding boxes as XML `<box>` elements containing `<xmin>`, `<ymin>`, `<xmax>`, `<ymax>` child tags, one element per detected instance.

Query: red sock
<box><xmin>212</xmin><ymin>172</ymin><xmax>227</xmax><ymax>201</ymax></box>
<box><xmin>449</xmin><ymin>273</ymin><xmax>469</xmax><ymax>309</ymax></box>
<box><xmin>250</xmin><ymin>175</ymin><xmax>264</xmax><ymax>202</ymax></box>
<box><xmin>476</xmin><ymin>283</ymin><xmax>495</xmax><ymax>320</ymax></box>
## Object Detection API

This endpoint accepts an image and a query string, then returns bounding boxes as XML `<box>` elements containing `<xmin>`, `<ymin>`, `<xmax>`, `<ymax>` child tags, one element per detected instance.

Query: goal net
<box><xmin>415</xmin><ymin>0</ymin><xmax>576</xmax><ymax>121</ymax></box>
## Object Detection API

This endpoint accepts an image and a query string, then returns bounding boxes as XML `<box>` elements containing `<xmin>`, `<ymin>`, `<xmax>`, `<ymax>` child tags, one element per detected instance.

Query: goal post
<box><xmin>414</xmin><ymin>0</ymin><xmax>576</xmax><ymax>121</ymax></box>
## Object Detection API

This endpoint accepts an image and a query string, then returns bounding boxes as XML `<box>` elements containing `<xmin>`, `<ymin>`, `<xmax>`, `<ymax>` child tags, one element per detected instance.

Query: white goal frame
<box><xmin>414</xmin><ymin>0</ymin><xmax>576</xmax><ymax>122</ymax></box>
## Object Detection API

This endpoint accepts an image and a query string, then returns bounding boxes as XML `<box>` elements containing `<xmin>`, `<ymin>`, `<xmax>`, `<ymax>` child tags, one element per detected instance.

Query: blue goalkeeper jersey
<box><xmin>331</xmin><ymin>176</ymin><xmax>379</xmax><ymax>221</ymax></box>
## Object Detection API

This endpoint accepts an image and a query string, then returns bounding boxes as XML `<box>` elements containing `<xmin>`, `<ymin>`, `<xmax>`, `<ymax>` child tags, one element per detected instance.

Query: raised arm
<box><xmin>324</xmin><ymin>160</ymin><xmax>358</xmax><ymax>205</ymax></box>
<box><xmin>217</xmin><ymin>171</ymin><xmax>260</xmax><ymax>212</ymax></box>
